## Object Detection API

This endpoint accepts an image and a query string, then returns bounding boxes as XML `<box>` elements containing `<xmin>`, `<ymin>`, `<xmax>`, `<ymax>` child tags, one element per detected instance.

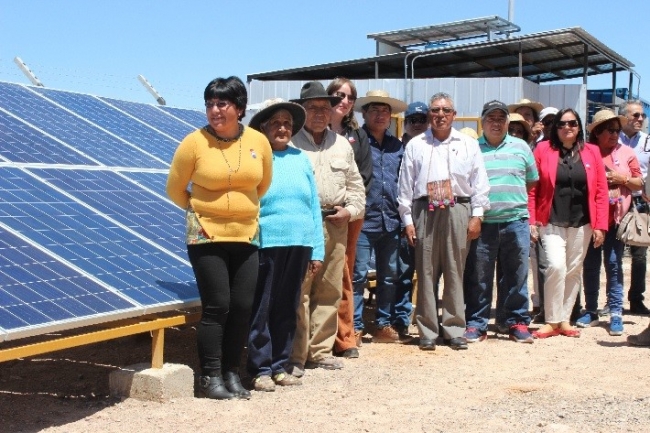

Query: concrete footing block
<box><xmin>109</xmin><ymin>362</ymin><xmax>194</xmax><ymax>402</ymax></box>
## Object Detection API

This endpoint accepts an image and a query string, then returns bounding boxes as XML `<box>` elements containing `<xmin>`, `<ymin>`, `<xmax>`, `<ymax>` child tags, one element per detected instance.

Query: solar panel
<box><xmin>31</xmin><ymin>88</ymin><xmax>181</xmax><ymax>164</ymax></box>
<box><xmin>0</xmin><ymin>108</ymin><xmax>96</xmax><ymax>165</ymax></box>
<box><xmin>0</xmin><ymin>80</ymin><xmax>204</xmax><ymax>342</ymax></box>
<box><xmin>0</xmin><ymin>82</ymin><xmax>168</xmax><ymax>168</ymax></box>
<box><xmin>159</xmin><ymin>105</ymin><xmax>207</xmax><ymax>130</ymax></box>
<box><xmin>100</xmin><ymin>97</ymin><xmax>197</xmax><ymax>141</ymax></box>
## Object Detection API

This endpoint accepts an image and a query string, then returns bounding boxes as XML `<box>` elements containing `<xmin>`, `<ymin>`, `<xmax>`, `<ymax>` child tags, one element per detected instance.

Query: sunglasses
<box><xmin>205</xmin><ymin>100</ymin><xmax>231</xmax><ymax>109</ymax></box>
<box><xmin>542</xmin><ymin>119</ymin><xmax>555</xmax><ymax>127</ymax></box>
<box><xmin>631</xmin><ymin>112</ymin><xmax>647</xmax><ymax>120</ymax></box>
<box><xmin>333</xmin><ymin>91</ymin><xmax>356</xmax><ymax>102</ymax></box>
<box><xmin>430</xmin><ymin>107</ymin><xmax>454</xmax><ymax>115</ymax></box>
<box><xmin>557</xmin><ymin>120</ymin><xmax>579</xmax><ymax>128</ymax></box>
<box><xmin>407</xmin><ymin>117</ymin><xmax>428</xmax><ymax>124</ymax></box>
<box><xmin>603</xmin><ymin>128</ymin><xmax>621</xmax><ymax>135</ymax></box>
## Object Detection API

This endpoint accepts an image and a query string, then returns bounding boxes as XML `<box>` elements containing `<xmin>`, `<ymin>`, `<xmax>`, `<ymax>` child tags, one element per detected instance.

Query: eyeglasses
<box><xmin>603</xmin><ymin>128</ymin><xmax>621</xmax><ymax>135</ymax></box>
<box><xmin>205</xmin><ymin>100</ymin><xmax>231</xmax><ymax>109</ymax></box>
<box><xmin>631</xmin><ymin>112</ymin><xmax>647</xmax><ymax>120</ymax></box>
<box><xmin>407</xmin><ymin>117</ymin><xmax>428</xmax><ymax>124</ymax></box>
<box><xmin>333</xmin><ymin>91</ymin><xmax>356</xmax><ymax>102</ymax></box>
<box><xmin>557</xmin><ymin>120</ymin><xmax>579</xmax><ymax>128</ymax></box>
<box><xmin>430</xmin><ymin>107</ymin><xmax>454</xmax><ymax>115</ymax></box>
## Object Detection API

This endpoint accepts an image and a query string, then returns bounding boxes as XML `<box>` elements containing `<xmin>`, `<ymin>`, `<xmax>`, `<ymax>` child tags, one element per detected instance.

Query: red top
<box><xmin>528</xmin><ymin>140</ymin><xmax>609</xmax><ymax>231</ymax></box>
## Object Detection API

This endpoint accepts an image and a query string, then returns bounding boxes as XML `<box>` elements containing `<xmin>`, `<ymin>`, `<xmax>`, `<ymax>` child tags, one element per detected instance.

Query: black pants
<box><xmin>187</xmin><ymin>242</ymin><xmax>259</xmax><ymax>377</ymax></box>
<box><xmin>247</xmin><ymin>246</ymin><xmax>311</xmax><ymax>377</ymax></box>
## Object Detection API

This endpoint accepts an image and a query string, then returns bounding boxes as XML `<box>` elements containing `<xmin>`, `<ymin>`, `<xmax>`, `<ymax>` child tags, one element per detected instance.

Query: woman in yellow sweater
<box><xmin>166</xmin><ymin>76</ymin><xmax>272</xmax><ymax>400</ymax></box>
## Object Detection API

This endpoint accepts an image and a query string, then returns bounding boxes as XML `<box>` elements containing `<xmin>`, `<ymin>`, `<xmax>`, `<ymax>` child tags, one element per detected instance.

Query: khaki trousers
<box><xmin>291</xmin><ymin>220</ymin><xmax>348</xmax><ymax>364</ymax></box>
<box><xmin>413</xmin><ymin>200</ymin><xmax>470</xmax><ymax>341</ymax></box>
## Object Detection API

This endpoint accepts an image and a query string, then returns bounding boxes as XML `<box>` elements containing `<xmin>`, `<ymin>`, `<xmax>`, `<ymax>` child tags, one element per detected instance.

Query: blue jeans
<box><xmin>464</xmin><ymin>219</ymin><xmax>531</xmax><ymax>331</ymax></box>
<box><xmin>393</xmin><ymin>236</ymin><xmax>414</xmax><ymax>328</ymax></box>
<box><xmin>582</xmin><ymin>226</ymin><xmax>624</xmax><ymax>315</ymax></box>
<box><xmin>353</xmin><ymin>229</ymin><xmax>400</xmax><ymax>330</ymax></box>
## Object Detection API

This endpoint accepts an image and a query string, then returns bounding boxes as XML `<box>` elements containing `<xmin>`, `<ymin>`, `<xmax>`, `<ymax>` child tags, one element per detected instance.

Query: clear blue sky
<box><xmin>1</xmin><ymin>0</ymin><xmax>646</xmax><ymax>110</ymax></box>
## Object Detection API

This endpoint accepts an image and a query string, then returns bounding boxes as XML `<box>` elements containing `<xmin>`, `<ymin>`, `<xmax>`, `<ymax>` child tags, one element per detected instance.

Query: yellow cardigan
<box><xmin>166</xmin><ymin>125</ymin><xmax>273</xmax><ymax>244</ymax></box>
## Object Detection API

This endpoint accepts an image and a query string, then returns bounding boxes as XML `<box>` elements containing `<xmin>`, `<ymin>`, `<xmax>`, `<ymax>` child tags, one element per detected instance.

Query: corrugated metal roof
<box><xmin>248</xmin><ymin>27</ymin><xmax>634</xmax><ymax>83</ymax></box>
<box><xmin>367</xmin><ymin>16</ymin><xmax>520</xmax><ymax>48</ymax></box>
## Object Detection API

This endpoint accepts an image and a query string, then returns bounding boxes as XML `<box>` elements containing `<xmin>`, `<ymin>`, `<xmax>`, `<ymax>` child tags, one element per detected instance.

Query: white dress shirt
<box><xmin>620</xmin><ymin>131</ymin><xmax>650</xmax><ymax>196</ymax></box>
<box><xmin>397</xmin><ymin>127</ymin><xmax>490</xmax><ymax>226</ymax></box>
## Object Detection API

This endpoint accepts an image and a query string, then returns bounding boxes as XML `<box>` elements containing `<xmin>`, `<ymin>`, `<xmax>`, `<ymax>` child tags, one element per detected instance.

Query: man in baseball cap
<box><xmin>402</xmin><ymin>101</ymin><xmax>429</xmax><ymax>144</ymax></box>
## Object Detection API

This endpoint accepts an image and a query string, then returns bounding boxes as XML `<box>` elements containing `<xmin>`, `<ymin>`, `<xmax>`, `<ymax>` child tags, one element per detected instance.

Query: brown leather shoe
<box><xmin>373</xmin><ymin>325</ymin><xmax>399</xmax><ymax>343</ymax></box>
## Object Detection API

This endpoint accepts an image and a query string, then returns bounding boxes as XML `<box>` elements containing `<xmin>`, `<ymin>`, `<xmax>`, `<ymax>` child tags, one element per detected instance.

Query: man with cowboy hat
<box><xmin>508</xmin><ymin>98</ymin><xmax>544</xmax><ymax>144</ymax></box>
<box><xmin>288</xmin><ymin>81</ymin><xmax>365</xmax><ymax>374</ymax></box>
<box><xmin>397</xmin><ymin>92</ymin><xmax>490</xmax><ymax>351</ymax></box>
<box><xmin>463</xmin><ymin>100</ymin><xmax>538</xmax><ymax>344</ymax></box>
<box><xmin>351</xmin><ymin>90</ymin><xmax>411</xmax><ymax>344</ymax></box>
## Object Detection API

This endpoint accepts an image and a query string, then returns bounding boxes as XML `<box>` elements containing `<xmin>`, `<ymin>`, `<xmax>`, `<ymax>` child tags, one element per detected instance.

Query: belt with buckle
<box><xmin>415</xmin><ymin>196</ymin><xmax>471</xmax><ymax>203</ymax></box>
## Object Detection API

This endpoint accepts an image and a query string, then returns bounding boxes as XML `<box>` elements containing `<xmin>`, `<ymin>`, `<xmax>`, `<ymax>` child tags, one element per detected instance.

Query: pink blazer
<box><xmin>528</xmin><ymin>140</ymin><xmax>609</xmax><ymax>231</ymax></box>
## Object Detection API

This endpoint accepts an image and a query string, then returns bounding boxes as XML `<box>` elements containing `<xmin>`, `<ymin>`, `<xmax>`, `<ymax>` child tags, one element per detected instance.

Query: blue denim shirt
<box><xmin>361</xmin><ymin>125</ymin><xmax>403</xmax><ymax>233</ymax></box>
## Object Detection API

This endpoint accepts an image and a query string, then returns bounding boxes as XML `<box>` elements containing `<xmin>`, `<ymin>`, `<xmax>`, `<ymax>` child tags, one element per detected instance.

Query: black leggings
<box><xmin>187</xmin><ymin>242</ymin><xmax>259</xmax><ymax>376</ymax></box>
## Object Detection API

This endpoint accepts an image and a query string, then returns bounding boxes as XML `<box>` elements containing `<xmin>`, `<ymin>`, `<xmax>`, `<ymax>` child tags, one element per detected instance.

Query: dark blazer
<box><xmin>528</xmin><ymin>140</ymin><xmax>608</xmax><ymax>231</ymax></box>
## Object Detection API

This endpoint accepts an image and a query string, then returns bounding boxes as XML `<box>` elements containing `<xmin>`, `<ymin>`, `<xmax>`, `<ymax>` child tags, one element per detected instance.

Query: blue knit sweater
<box><xmin>259</xmin><ymin>146</ymin><xmax>325</xmax><ymax>261</ymax></box>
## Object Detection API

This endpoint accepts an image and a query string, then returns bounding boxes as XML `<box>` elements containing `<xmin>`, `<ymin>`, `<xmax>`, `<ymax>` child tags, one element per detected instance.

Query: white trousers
<box><xmin>540</xmin><ymin>224</ymin><xmax>592</xmax><ymax>323</ymax></box>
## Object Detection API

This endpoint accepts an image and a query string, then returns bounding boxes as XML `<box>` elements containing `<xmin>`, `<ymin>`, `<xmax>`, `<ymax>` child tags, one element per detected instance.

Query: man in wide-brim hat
<box><xmin>351</xmin><ymin>89</ymin><xmax>413</xmax><ymax>345</ymax></box>
<box><xmin>508</xmin><ymin>98</ymin><xmax>544</xmax><ymax>143</ymax></box>
<box><xmin>354</xmin><ymin>89</ymin><xmax>408</xmax><ymax>113</ymax></box>
<box><xmin>288</xmin><ymin>81</ymin><xmax>365</xmax><ymax>374</ymax></box>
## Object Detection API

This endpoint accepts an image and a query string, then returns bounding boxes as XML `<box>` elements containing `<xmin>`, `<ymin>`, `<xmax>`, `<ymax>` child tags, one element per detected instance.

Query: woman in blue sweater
<box><xmin>247</xmin><ymin>99</ymin><xmax>325</xmax><ymax>391</ymax></box>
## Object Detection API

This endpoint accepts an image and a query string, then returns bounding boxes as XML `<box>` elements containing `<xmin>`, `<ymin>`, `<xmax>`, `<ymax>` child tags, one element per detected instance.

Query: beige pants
<box><xmin>540</xmin><ymin>224</ymin><xmax>592</xmax><ymax>323</ymax></box>
<box><xmin>290</xmin><ymin>220</ymin><xmax>347</xmax><ymax>365</ymax></box>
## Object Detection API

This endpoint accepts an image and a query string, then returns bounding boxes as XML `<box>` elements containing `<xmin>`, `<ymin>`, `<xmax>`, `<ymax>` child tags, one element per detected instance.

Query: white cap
<box><xmin>539</xmin><ymin>107</ymin><xmax>559</xmax><ymax>121</ymax></box>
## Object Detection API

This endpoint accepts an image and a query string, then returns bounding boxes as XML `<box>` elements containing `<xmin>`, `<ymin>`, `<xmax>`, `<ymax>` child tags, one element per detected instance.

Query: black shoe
<box><xmin>223</xmin><ymin>371</ymin><xmax>251</xmax><ymax>400</ymax></box>
<box><xmin>419</xmin><ymin>339</ymin><xmax>436</xmax><ymax>351</ymax></box>
<box><xmin>444</xmin><ymin>337</ymin><xmax>468</xmax><ymax>350</ymax></box>
<box><xmin>630</xmin><ymin>302</ymin><xmax>650</xmax><ymax>315</ymax></box>
<box><xmin>197</xmin><ymin>376</ymin><xmax>235</xmax><ymax>400</ymax></box>
<box><xmin>532</xmin><ymin>311</ymin><xmax>545</xmax><ymax>324</ymax></box>
<box><xmin>335</xmin><ymin>348</ymin><xmax>359</xmax><ymax>358</ymax></box>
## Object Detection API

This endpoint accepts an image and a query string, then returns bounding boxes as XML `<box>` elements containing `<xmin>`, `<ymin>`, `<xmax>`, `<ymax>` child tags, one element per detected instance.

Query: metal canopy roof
<box><xmin>248</xmin><ymin>27</ymin><xmax>634</xmax><ymax>84</ymax></box>
<box><xmin>367</xmin><ymin>16</ymin><xmax>520</xmax><ymax>49</ymax></box>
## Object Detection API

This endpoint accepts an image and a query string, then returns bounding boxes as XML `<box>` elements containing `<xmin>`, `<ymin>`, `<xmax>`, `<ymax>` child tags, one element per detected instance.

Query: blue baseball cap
<box><xmin>405</xmin><ymin>101</ymin><xmax>428</xmax><ymax>118</ymax></box>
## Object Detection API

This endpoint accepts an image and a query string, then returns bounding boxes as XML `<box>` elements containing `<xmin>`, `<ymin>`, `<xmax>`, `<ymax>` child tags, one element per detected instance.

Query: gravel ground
<box><xmin>1</xmin><ymin>258</ymin><xmax>650</xmax><ymax>433</ymax></box>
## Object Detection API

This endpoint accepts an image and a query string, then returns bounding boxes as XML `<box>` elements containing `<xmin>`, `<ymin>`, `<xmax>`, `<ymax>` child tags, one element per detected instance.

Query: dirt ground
<box><xmin>1</xmin><ymin>257</ymin><xmax>650</xmax><ymax>433</ymax></box>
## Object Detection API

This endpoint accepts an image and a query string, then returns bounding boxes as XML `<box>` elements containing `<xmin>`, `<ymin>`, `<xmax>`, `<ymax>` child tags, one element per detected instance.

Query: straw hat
<box><xmin>248</xmin><ymin>98</ymin><xmax>306</xmax><ymax>136</ymax></box>
<box><xmin>508</xmin><ymin>112</ymin><xmax>532</xmax><ymax>137</ymax></box>
<box><xmin>508</xmin><ymin>98</ymin><xmax>544</xmax><ymax>116</ymax></box>
<box><xmin>459</xmin><ymin>127</ymin><xmax>479</xmax><ymax>139</ymax></box>
<box><xmin>586</xmin><ymin>109</ymin><xmax>628</xmax><ymax>133</ymax></box>
<box><xmin>354</xmin><ymin>90</ymin><xmax>407</xmax><ymax>113</ymax></box>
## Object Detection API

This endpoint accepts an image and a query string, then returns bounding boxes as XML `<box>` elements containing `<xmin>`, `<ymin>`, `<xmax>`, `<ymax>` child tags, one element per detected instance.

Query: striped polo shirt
<box><xmin>477</xmin><ymin>134</ymin><xmax>538</xmax><ymax>223</ymax></box>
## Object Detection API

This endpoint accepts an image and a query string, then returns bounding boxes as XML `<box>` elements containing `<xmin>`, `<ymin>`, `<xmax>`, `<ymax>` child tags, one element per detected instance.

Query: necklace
<box><xmin>205</xmin><ymin>124</ymin><xmax>244</xmax><ymax>143</ymax></box>
<box><xmin>205</xmin><ymin>125</ymin><xmax>243</xmax><ymax>210</ymax></box>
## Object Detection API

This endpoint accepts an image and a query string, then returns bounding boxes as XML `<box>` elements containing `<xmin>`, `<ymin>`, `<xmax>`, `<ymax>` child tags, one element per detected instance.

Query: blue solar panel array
<box><xmin>0</xmin><ymin>81</ymin><xmax>205</xmax><ymax>341</ymax></box>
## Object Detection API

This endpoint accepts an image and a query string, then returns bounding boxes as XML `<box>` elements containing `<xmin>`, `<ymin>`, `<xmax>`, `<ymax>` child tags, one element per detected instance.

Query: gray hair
<box><xmin>430</xmin><ymin>92</ymin><xmax>454</xmax><ymax>109</ymax></box>
<box><xmin>619</xmin><ymin>99</ymin><xmax>644</xmax><ymax>116</ymax></box>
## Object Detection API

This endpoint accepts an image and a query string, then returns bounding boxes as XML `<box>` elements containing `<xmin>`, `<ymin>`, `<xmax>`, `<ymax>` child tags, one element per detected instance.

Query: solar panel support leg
<box><xmin>151</xmin><ymin>329</ymin><xmax>164</xmax><ymax>369</ymax></box>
